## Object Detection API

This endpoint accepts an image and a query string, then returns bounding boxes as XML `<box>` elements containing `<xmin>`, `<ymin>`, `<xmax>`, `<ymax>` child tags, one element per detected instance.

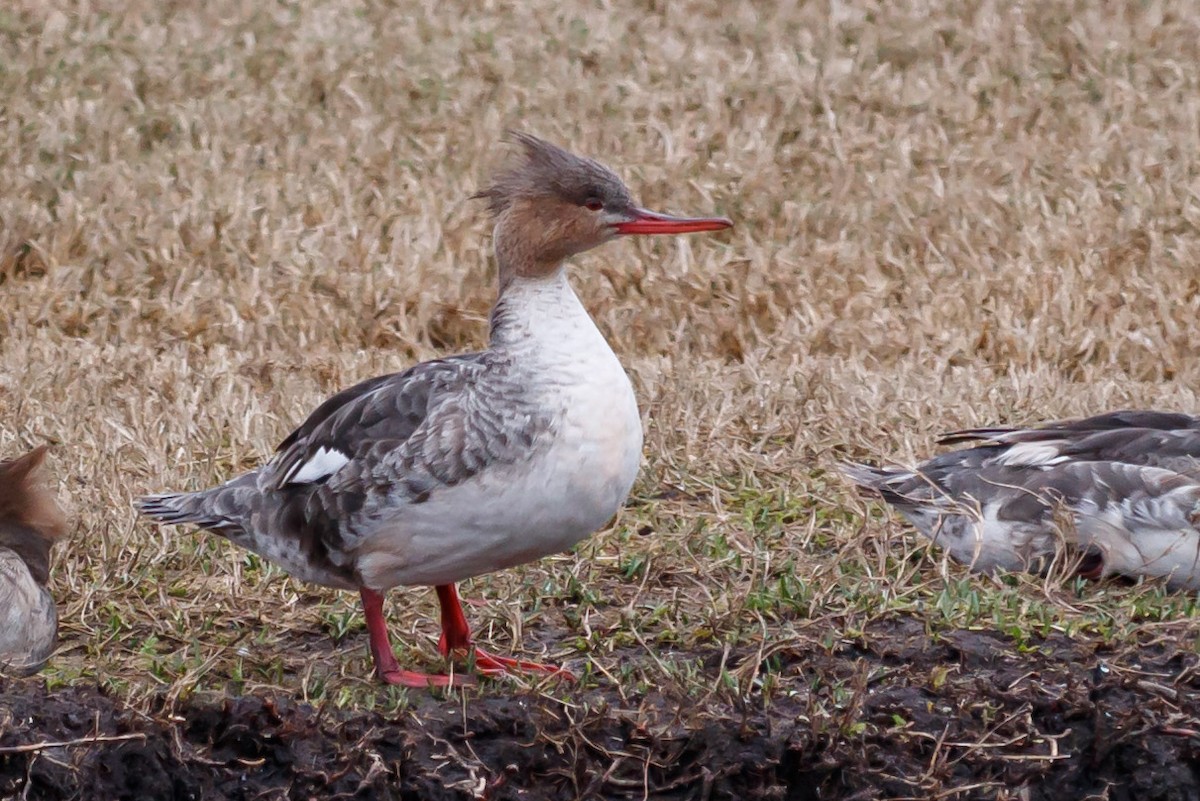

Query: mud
<box><xmin>2</xmin><ymin>616</ymin><xmax>1198</xmax><ymax>800</ymax></box>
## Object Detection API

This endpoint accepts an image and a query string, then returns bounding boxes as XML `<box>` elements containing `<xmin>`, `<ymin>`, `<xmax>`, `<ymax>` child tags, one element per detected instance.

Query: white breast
<box><xmin>356</xmin><ymin>268</ymin><xmax>644</xmax><ymax>590</ymax></box>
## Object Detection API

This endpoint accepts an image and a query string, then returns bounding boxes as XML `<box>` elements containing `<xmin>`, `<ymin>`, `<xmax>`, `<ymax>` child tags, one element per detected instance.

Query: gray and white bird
<box><xmin>842</xmin><ymin>410</ymin><xmax>1200</xmax><ymax>589</ymax></box>
<box><xmin>137</xmin><ymin>133</ymin><xmax>732</xmax><ymax>687</ymax></box>
<box><xmin>1</xmin><ymin>445</ymin><xmax>68</xmax><ymax>676</ymax></box>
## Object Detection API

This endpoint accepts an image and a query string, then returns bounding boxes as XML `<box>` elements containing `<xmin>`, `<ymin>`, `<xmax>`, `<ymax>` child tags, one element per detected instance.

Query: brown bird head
<box><xmin>0</xmin><ymin>445</ymin><xmax>68</xmax><ymax>585</ymax></box>
<box><xmin>474</xmin><ymin>132</ymin><xmax>732</xmax><ymax>283</ymax></box>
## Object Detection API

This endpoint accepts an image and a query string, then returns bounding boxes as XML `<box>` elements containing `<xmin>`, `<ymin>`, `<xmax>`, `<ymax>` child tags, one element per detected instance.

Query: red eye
<box><xmin>584</xmin><ymin>198</ymin><xmax>603</xmax><ymax>211</ymax></box>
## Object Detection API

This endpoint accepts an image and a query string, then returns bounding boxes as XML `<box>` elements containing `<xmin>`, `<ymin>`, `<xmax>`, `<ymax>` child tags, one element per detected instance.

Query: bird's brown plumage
<box><xmin>0</xmin><ymin>445</ymin><xmax>67</xmax><ymax>675</ymax></box>
<box><xmin>0</xmin><ymin>445</ymin><xmax>67</xmax><ymax>584</ymax></box>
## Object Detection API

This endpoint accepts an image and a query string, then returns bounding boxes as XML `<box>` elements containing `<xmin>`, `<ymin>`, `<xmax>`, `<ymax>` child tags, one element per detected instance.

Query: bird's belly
<box><xmin>0</xmin><ymin>551</ymin><xmax>58</xmax><ymax>675</ymax></box>
<box><xmin>356</xmin><ymin>396</ymin><xmax>643</xmax><ymax>589</ymax></box>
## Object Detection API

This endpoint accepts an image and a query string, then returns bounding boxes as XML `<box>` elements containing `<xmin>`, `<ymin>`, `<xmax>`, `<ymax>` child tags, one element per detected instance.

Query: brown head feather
<box><xmin>473</xmin><ymin>132</ymin><xmax>640</xmax><ymax>285</ymax></box>
<box><xmin>0</xmin><ymin>445</ymin><xmax>68</xmax><ymax>585</ymax></box>
<box><xmin>472</xmin><ymin>131</ymin><xmax>634</xmax><ymax>218</ymax></box>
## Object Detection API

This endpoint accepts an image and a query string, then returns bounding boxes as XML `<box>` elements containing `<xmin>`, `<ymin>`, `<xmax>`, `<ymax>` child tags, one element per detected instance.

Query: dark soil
<box><xmin>3</xmin><ymin>616</ymin><xmax>1199</xmax><ymax>800</ymax></box>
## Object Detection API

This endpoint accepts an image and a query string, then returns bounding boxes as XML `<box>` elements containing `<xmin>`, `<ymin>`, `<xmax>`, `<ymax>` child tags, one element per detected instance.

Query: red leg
<box><xmin>435</xmin><ymin>584</ymin><xmax>575</xmax><ymax>681</ymax></box>
<box><xmin>435</xmin><ymin>584</ymin><xmax>474</xmax><ymax>655</ymax></box>
<box><xmin>359</xmin><ymin>588</ymin><xmax>472</xmax><ymax>688</ymax></box>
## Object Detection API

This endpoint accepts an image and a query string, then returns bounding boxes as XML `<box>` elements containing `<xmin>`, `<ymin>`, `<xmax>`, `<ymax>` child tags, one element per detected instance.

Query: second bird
<box><xmin>138</xmin><ymin>132</ymin><xmax>732</xmax><ymax>687</ymax></box>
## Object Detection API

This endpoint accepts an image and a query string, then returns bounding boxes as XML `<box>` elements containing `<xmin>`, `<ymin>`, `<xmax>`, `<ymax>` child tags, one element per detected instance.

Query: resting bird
<box><xmin>1</xmin><ymin>445</ymin><xmax>68</xmax><ymax>675</ymax></box>
<box><xmin>842</xmin><ymin>410</ymin><xmax>1200</xmax><ymax>589</ymax></box>
<box><xmin>138</xmin><ymin>132</ymin><xmax>732</xmax><ymax>686</ymax></box>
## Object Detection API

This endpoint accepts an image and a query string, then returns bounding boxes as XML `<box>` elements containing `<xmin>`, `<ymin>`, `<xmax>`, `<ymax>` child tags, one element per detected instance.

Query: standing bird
<box><xmin>842</xmin><ymin>410</ymin><xmax>1200</xmax><ymax>589</ymax></box>
<box><xmin>138</xmin><ymin>133</ymin><xmax>732</xmax><ymax>686</ymax></box>
<box><xmin>1</xmin><ymin>445</ymin><xmax>68</xmax><ymax>676</ymax></box>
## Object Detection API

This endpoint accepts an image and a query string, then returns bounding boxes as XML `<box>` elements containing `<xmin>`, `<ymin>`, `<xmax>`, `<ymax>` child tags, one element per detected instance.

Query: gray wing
<box><xmin>267</xmin><ymin>349</ymin><xmax>554</xmax><ymax>536</ymax></box>
<box><xmin>939</xmin><ymin>409</ymin><xmax>1200</xmax><ymax>445</ymax></box>
<box><xmin>270</xmin><ymin>351</ymin><xmax>553</xmax><ymax>491</ymax></box>
<box><xmin>931</xmin><ymin>412</ymin><xmax>1200</xmax><ymax>474</ymax></box>
<box><xmin>936</xmin><ymin>410</ymin><xmax>1200</xmax><ymax>476</ymax></box>
<box><xmin>843</xmin><ymin>456</ymin><xmax>1200</xmax><ymax>586</ymax></box>
<box><xmin>140</xmin><ymin>351</ymin><xmax>555</xmax><ymax>586</ymax></box>
<box><xmin>928</xmin><ymin>459</ymin><xmax>1199</xmax><ymax>518</ymax></box>
<box><xmin>267</xmin><ymin>355</ymin><xmax>482</xmax><ymax>491</ymax></box>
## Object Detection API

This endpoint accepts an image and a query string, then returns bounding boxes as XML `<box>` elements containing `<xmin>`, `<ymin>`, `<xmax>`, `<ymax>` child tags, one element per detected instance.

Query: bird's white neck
<box><xmin>488</xmin><ymin>267</ymin><xmax>602</xmax><ymax>356</ymax></box>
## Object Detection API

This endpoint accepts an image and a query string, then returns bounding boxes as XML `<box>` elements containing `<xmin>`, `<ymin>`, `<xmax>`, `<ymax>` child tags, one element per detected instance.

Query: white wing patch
<box><xmin>286</xmin><ymin>447</ymin><xmax>351</xmax><ymax>485</ymax></box>
<box><xmin>992</xmin><ymin>441</ymin><xmax>1070</xmax><ymax>467</ymax></box>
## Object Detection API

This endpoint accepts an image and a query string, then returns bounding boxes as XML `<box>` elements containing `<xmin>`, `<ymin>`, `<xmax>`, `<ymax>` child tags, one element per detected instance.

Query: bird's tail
<box><xmin>839</xmin><ymin>462</ymin><xmax>917</xmax><ymax>506</ymax></box>
<box><xmin>136</xmin><ymin>472</ymin><xmax>258</xmax><ymax>535</ymax></box>
<box><xmin>137</xmin><ymin>491</ymin><xmax>222</xmax><ymax>528</ymax></box>
<box><xmin>840</xmin><ymin>461</ymin><xmax>965</xmax><ymax>539</ymax></box>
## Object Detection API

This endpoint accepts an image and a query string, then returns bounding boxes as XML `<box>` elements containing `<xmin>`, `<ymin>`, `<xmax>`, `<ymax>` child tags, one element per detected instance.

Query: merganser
<box><xmin>842</xmin><ymin>410</ymin><xmax>1200</xmax><ymax>589</ymax></box>
<box><xmin>137</xmin><ymin>132</ymin><xmax>732</xmax><ymax>686</ymax></box>
<box><xmin>1</xmin><ymin>445</ymin><xmax>68</xmax><ymax>676</ymax></box>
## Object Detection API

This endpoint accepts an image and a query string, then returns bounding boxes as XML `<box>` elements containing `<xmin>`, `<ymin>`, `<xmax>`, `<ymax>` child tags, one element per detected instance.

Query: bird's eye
<box><xmin>584</xmin><ymin>198</ymin><xmax>604</xmax><ymax>211</ymax></box>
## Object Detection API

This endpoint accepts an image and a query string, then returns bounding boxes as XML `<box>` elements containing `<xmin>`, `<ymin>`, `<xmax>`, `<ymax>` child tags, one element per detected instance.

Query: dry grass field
<box><xmin>3</xmin><ymin>0</ymin><xmax>1200</xmax><ymax>798</ymax></box>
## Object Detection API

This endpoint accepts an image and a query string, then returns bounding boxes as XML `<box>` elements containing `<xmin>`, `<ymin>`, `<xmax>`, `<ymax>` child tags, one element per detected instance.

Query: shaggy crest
<box><xmin>472</xmin><ymin>131</ymin><xmax>634</xmax><ymax>217</ymax></box>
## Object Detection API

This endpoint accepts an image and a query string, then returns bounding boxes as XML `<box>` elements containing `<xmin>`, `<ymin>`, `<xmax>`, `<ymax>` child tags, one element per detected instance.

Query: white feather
<box><xmin>287</xmin><ymin>447</ymin><xmax>351</xmax><ymax>485</ymax></box>
<box><xmin>992</xmin><ymin>441</ymin><xmax>1070</xmax><ymax>467</ymax></box>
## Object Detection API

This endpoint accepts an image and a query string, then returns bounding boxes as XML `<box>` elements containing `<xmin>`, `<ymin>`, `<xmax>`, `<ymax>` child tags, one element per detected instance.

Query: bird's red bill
<box><xmin>614</xmin><ymin>207</ymin><xmax>733</xmax><ymax>235</ymax></box>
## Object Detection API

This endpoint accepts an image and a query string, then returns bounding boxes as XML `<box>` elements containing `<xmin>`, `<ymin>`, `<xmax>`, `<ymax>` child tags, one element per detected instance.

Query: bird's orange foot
<box><xmin>377</xmin><ymin>666</ymin><xmax>476</xmax><ymax>688</ymax></box>
<box><xmin>432</xmin><ymin>586</ymin><xmax>575</xmax><ymax>682</ymax></box>
<box><xmin>470</xmin><ymin>646</ymin><xmax>576</xmax><ymax>681</ymax></box>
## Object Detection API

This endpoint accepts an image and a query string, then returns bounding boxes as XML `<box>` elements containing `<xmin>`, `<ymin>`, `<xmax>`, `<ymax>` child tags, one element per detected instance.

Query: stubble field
<box><xmin>3</xmin><ymin>1</ymin><xmax>1200</xmax><ymax>798</ymax></box>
